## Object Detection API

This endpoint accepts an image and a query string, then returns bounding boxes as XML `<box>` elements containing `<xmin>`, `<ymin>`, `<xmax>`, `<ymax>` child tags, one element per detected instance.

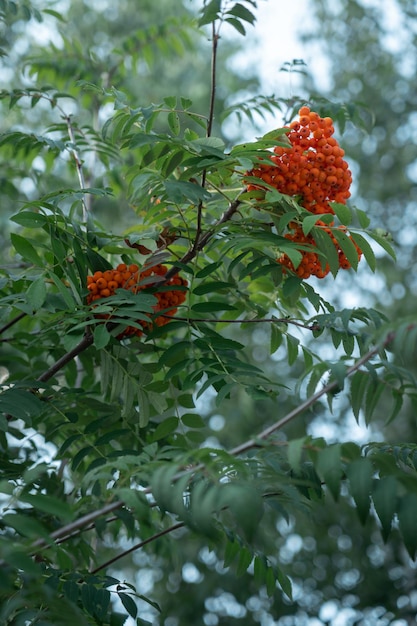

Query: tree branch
<box><xmin>167</xmin><ymin>315</ymin><xmax>320</xmax><ymax>331</ymax></box>
<box><xmin>165</xmin><ymin>196</ymin><xmax>242</xmax><ymax>281</ymax></box>
<box><xmin>207</xmin><ymin>21</ymin><xmax>218</xmax><ymax>140</ymax></box>
<box><xmin>0</xmin><ymin>311</ymin><xmax>27</xmax><ymax>335</ymax></box>
<box><xmin>37</xmin><ymin>332</ymin><xmax>94</xmax><ymax>383</ymax></box>
<box><xmin>229</xmin><ymin>334</ymin><xmax>394</xmax><ymax>457</ymax></box>
<box><xmin>30</xmin><ymin>332</ymin><xmax>393</xmax><ymax>552</ymax></box>
<box><xmin>65</xmin><ymin>114</ymin><xmax>89</xmax><ymax>221</ymax></box>
<box><xmin>89</xmin><ymin>521</ymin><xmax>185</xmax><ymax>575</ymax></box>
<box><xmin>190</xmin><ymin>21</ymin><xmax>219</xmax><ymax>255</ymax></box>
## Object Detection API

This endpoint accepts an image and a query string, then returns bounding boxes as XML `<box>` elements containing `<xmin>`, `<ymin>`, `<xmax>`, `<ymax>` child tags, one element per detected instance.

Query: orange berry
<box><xmin>96</xmin><ymin>278</ymin><xmax>107</xmax><ymax>289</ymax></box>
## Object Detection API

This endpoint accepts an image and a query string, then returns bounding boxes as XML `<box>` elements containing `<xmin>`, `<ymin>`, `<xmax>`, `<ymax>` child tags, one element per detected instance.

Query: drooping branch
<box><xmin>30</xmin><ymin>331</ymin><xmax>393</xmax><ymax>553</ymax></box>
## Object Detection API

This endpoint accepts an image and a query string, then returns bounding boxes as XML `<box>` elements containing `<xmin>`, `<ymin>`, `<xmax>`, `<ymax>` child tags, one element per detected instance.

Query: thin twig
<box><xmin>0</xmin><ymin>312</ymin><xmax>27</xmax><ymax>335</ymax></box>
<box><xmin>191</xmin><ymin>21</ymin><xmax>219</xmax><ymax>255</ymax></box>
<box><xmin>165</xmin><ymin>196</ymin><xmax>242</xmax><ymax>281</ymax></box>
<box><xmin>207</xmin><ymin>21</ymin><xmax>218</xmax><ymax>139</ymax></box>
<box><xmin>89</xmin><ymin>521</ymin><xmax>185</xmax><ymax>575</ymax></box>
<box><xmin>167</xmin><ymin>315</ymin><xmax>320</xmax><ymax>331</ymax></box>
<box><xmin>65</xmin><ymin>114</ymin><xmax>89</xmax><ymax>221</ymax></box>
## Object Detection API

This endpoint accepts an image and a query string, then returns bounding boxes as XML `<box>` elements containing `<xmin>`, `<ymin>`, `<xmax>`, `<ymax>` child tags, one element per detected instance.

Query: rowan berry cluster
<box><xmin>279</xmin><ymin>224</ymin><xmax>362</xmax><ymax>279</ymax></box>
<box><xmin>87</xmin><ymin>263</ymin><xmax>187</xmax><ymax>337</ymax></box>
<box><xmin>246</xmin><ymin>106</ymin><xmax>362</xmax><ymax>279</ymax></box>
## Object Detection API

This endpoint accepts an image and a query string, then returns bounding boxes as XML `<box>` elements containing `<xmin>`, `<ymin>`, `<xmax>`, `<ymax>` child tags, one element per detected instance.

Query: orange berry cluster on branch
<box><xmin>86</xmin><ymin>263</ymin><xmax>187</xmax><ymax>338</ymax></box>
<box><xmin>280</xmin><ymin>224</ymin><xmax>362</xmax><ymax>280</ymax></box>
<box><xmin>246</xmin><ymin>106</ymin><xmax>362</xmax><ymax>279</ymax></box>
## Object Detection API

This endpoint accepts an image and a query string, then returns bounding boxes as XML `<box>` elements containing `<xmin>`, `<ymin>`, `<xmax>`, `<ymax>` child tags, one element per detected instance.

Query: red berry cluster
<box><xmin>279</xmin><ymin>224</ymin><xmax>362</xmax><ymax>279</ymax></box>
<box><xmin>87</xmin><ymin>263</ymin><xmax>187</xmax><ymax>337</ymax></box>
<box><xmin>246</xmin><ymin>106</ymin><xmax>362</xmax><ymax>279</ymax></box>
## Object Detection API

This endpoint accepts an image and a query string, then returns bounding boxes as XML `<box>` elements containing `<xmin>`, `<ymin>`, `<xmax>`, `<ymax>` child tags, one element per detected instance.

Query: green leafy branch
<box><xmin>28</xmin><ymin>326</ymin><xmax>395</xmax><ymax>554</ymax></box>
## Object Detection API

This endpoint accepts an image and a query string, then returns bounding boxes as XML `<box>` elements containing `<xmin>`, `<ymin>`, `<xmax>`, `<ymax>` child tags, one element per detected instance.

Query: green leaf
<box><xmin>3</xmin><ymin>513</ymin><xmax>50</xmax><ymax>539</ymax></box>
<box><xmin>350</xmin><ymin>232</ymin><xmax>376</xmax><ymax>272</ymax></box>
<box><xmin>159</xmin><ymin>340</ymin><xmax>191</xmax><ymax>367</ymax></box>
<box><xmin>364</xmin><ymin>379</ymin><xmax>385</xmax><ymax>425</ymax></box>
<box><xmin>286</xmin><ymin>334</ymin><xmax>299</xmax><ymax>366</ymax></box>
<box><xmin>163</xmin><ymin>96</ymin><xmax>177</xmax><ymax>109</ymax></box>
<box><xmin>368</xmin><ymin>230</ymin><xmax>396</xmax><ymax>260</ymax></box>
<box><xmin>346</xmin><ymin>457</ymin><xmax>374</xmax><ymax>523</ymax></box>
<box><xmin>332</xmin><ymin>228</ymin><xmax>360</xmax><ymax>270</ymax></box>
<box><xmin>151</xmin><ymin>416</ymin><xmax>179</xmax><ymax>441</ymax></box>
<box><xmin>181</xmin><ymin>413</ymin><xmax>205</xmax><ymax>428</ymax></box>
<box><xmin>329</xmin><ymin>361</ymin><xmax>348</xmax><ymax>390</ymax></box>
<box><xmin>356</xmin><ymin>208</ymin><xmax>371</xmax><ymax>228</ymax></box>
<box><xmin>47</xmin><ymin>270</ymin><xmax>76</xmax><ymax>310</ymax></box>
<box><xmin>372</xmin><ymin>475</ymin><xmax>398</xmax><ymax>540</ymax></box>
<box><xmin>316</xmin><ymin>444</ymin><xmax>342</xmax><ymax>501</ymax></box>
<box><xmin>331</xmin><ymin>202</ymin><xmax>352</xmax><ymax>225</ymax></box>
<box><xmin>253</xmin><ymin>555</ymin><xmax>267</xmax><ymax>586</ymax></box>
<box><xmin>26</xmin><ymin>277</ymin><xmax>47</xmax><ymax>311</ymax></box>
<box><xmin>177</xmin><ymin>394</ymin><xmax>195</xmax><ymax>408</ymax></box>
<box><xmin>224</xmin><ymin>539</ymin><xmax>240</xmax><ymax>568</ymax></box>
<box><xmin>270</xmin><ymin>324</ymin><xmax>282</xmax><ymax>354</ymax></box>
<box><xmin>398</xmin><ymin>493</ymin><xmax>417</xmax><ymax>559</ymax></box>
<box><xmin>195</xmin><ymin>261</ymin><xmax>222</xmax><ymax>278</ymax></box>
<box><xmin>4</xmin><ymin>549</ymin><xmax>41</xmax><ymax>575</ymax></box>
<box><xmin>287</xmin><ymin>437</ymin><xmax>307</xmax><ymax>473</ymax></box>
<box><xmin>226</xmin><ymin>3</ymin><xmax>256</xmax><ymax>25</ymax></box>
<box><xmin>19</xmin><ymin>493</ymin><xmax>74</xmax><ymax>521</ymax></box>
<box><xmin>312</xmin><ymin>228</ymin><xmax>339</xmax><ymax>275</ymax></box>
<box><xmin>265</xmin><ymin>566</ymin><xmax>276</xmax><ymax>596</ymax></box>
<box><xmin>0</xmin><ymin>388</ymin><xmax>44</xmax><ymax>424</ymax></box>
<box><xmin>350</xmin><ymin>370</ymin><xmax>369</xmax><ymax>421</ymax></box>
<box><xmin>11</xmin><ymin>211</ymin><xmax>47</xmax><ymax>228</ymax></box>
<box><xmin>167</xmin><ymin>111</ymin><xmax>180</xmax><ymax>136</ymax></box>
<box><xmin>302</xmin><ymin>214</ymin><xmax>324</xmax><ymax>236</ymax></box>
<box><xmin>193</xmin><ymin>281</ymin><xmax>234</xmax><ymax>295</ymax></box>
<box><xmin>10</xmin><ymin>233</ymin><xmax>43</xmax><ymax>266</ymax></box>
<box><xmin>94</xmin><ymin>324</ymin><xmax>111</xmax><ymax>349</ymax></box>
<box><xmin>180</xmin><ymin>97</ymin><xmax>192</xmax><ymax>110</ymax></box>
<box><xmin>225</xmin><ymin>16</ymin><xmax>246</xmax><ymax>35</ymax></box>
<box><xmin>236</xmin><ymin>546</ymin><xmax>253</xmax><ymax>576</ymax></box>
<box><xmin>275</xmin><ymin>565</ymin><xmax>293</xmax><ymax>600</ymax></box>
<box><xmin>198</xmin><ymin>0</ymin><xmax>221</xmax><ymax>27</ymax></box>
